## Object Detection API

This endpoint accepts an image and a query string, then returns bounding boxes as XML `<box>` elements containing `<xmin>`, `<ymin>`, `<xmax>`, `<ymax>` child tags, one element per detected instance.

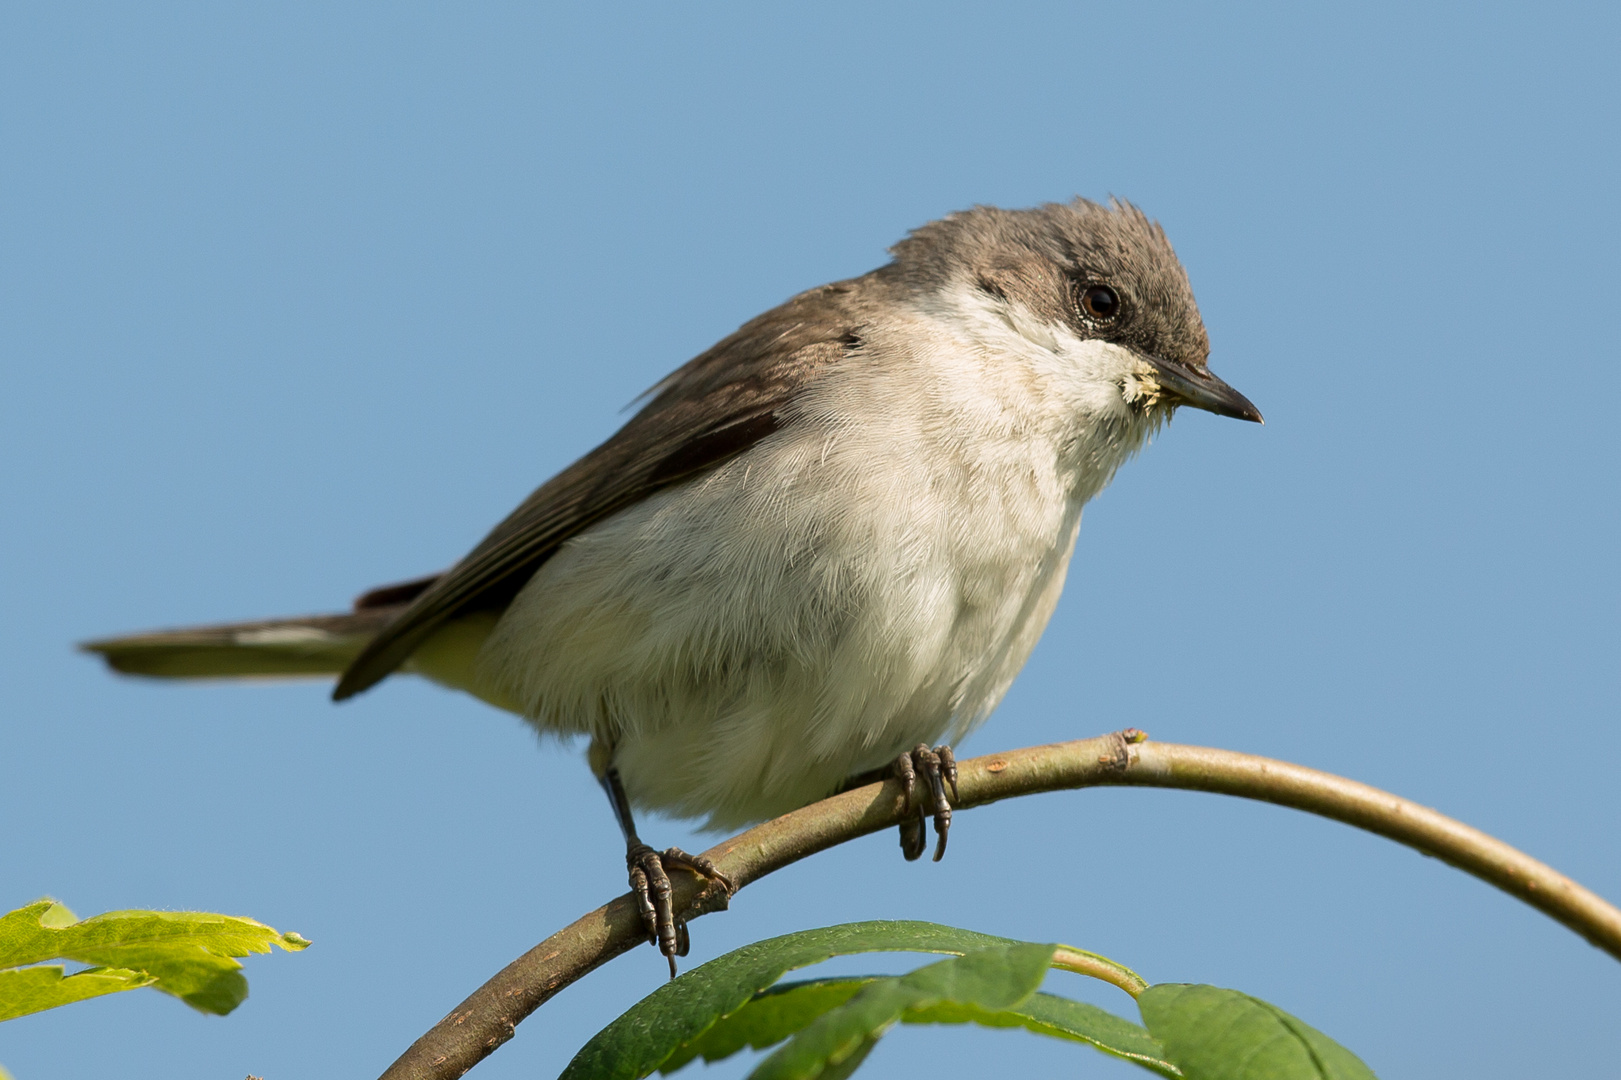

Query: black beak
<box><xmin>1142</xmin><ymin>354</ymin><xmax>1263</xmax><ymax>424</ymax></box>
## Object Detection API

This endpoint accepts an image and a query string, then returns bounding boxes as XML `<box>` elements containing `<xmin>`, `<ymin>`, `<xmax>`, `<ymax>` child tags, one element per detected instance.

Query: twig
<box><xmin>377</xmin><ymin>733</ymin><xmax>1621</xmax><ymax>1079</ymax></box>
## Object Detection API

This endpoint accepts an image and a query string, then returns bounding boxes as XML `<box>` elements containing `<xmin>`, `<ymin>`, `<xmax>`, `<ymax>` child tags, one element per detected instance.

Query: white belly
<box><xmin>452</xmin><ymin>326</ymin><xmax>1149</xmax><ymax>829</ymax></box>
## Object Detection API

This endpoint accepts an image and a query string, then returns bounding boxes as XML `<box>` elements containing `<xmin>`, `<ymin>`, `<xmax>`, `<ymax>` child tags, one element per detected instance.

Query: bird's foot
<box><xmin>627</xmin><ymin>844</ymin><xmax>735</xmax><ymax>978</ymax></box>
<box><xmin>894</xmin><ymin>743</ymin><xmax>958</xmax><ymax>862</ymax></box>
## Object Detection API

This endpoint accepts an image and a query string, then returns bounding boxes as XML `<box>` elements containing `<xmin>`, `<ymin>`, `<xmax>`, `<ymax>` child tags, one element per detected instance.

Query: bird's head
<box><xmin>889</xmin><ymin>198</ymin><xmax>1262</xmax><ymax>427</ymax></box>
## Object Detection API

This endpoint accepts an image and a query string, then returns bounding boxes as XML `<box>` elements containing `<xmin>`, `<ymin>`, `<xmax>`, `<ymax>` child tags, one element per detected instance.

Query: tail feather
<box><xmin>81</xmin><ymin>608</ymin><xmax>401</xmax><ymax>680</ymax></box>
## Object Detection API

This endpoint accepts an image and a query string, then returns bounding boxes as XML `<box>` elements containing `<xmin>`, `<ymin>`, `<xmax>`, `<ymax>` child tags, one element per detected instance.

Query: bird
<box><xmin>84</xmin><ymin>197</ymin><xmax>1262</xmax><ymax>974</ymax></box>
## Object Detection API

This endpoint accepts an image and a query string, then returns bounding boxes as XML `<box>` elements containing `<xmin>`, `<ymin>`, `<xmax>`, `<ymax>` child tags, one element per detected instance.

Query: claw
<box><xmin>898</xmin><ymin>815</ymin><xmax>927</xmax><ymax>861</ymax></box>
<box><xmin>892</xmin><ymin>744</ymin><xmax>956</xmax><ymax>863</ymax></box>
<box><xmin>627</xmin><ymin>843</ymin><xmax>678</xmax><ymax>960</ymax></box>
<box><xmin>894</xmin><ymin>750</ymin><xmax>917</xmax><ymax>805</ymax></box>
<box><xmin>627</xmin><ymin>844</ymin><xmax>734</xmax><ymax>978</ymax></box>
<box><xmin>939</xmin><ymin>745</ymin><xmax>959</xmax><ymax>801</ymax></box>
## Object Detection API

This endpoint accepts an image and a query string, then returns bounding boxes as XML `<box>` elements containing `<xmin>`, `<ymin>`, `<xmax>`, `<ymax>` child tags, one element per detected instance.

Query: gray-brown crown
<box><xmin>885</xmin><ymin>198</ymin><xmax>1211</xmax><ymax>373</ymax></box>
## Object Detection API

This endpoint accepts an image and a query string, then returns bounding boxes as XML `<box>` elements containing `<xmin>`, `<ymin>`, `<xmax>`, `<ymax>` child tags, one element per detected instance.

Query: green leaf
<box><xmin>0</xmin><ymin>898</ymin><xmax>310</xmax><ymax>1017</ymax></box>
<box><xmin>0</xmin><ymin>966</ymin><xmax>158</xmax><ymax>1022</ymax></box>
<box><xmin>906</xmin><ymin>991</ymin><xmax>1182</xmax><ymax>1077</ymax></box>
<box><xmin>663</xmin><ymin>978</ymin><xmax>1180</xmax><ymax>1078</ymax></box>
<box><xmin>562</xmin><ymin>921</ymin><xmax>1040</xmax><ymax>1080</ymax></box>
<box><xmin>662</xmin><ymin>979</ymin><xmax>877</xmax><ymax>1072</ymax></box>
<box><xmin>36</xmin><ymin>902</ymin><xmax>78</xmax><ymax>929</ymax></box>
<box><xmin>1138</xmin><ymin>985</ymin><xmax>1377</xmax><ymax>1080</ymax></box>
<box><xmin>748</xmin><ymin>944</ymin><xmax>1056</xmax><ymax>1080</ymax></box>
<box><xmin>0</xmin><ymin>902</ymin><xmax>73</xmax><ymax>966</ymax></box>
<box><xmin>807</xmin><ymin>1036</ymin><xmax>874</xmax><ymax>1080</ymax></box>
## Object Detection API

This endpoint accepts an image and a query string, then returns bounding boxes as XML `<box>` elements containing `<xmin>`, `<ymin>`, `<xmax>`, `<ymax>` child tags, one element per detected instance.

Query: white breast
<box><xmin>467</xmin><ymin>287</ymin><xmax>1157</xmax><ymax>828</ymax></box>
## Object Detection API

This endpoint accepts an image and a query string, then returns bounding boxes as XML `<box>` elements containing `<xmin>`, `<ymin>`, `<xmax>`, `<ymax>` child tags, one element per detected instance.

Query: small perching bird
<box><xmin>85</xmin><ymin>198</ymin><xmax>1262</xmax><ymax>973</ymax></box>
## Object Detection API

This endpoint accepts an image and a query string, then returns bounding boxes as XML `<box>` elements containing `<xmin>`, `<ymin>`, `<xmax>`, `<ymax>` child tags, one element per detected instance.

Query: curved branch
<box><xmin>378</xmin><ymin>733</ymin><xmax>1621</xmax><ymax>1080</ymax></box>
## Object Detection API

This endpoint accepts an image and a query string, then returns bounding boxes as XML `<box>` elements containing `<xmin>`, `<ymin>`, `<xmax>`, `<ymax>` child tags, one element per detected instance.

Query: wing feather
<box><xmin>332</xmin><ymin>278</ymin><xmax>871</xmax><ymax>699</ymax></box>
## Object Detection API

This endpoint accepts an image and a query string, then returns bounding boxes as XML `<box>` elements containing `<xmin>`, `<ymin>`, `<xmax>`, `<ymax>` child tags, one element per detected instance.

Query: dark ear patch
<box><xmin>976</xmin><ymin>259</ymin><xmax>1070</xmax><ymax>325</ymax></box>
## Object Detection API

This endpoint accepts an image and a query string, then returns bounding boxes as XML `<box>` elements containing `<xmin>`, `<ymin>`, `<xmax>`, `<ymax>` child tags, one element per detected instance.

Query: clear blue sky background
<box><xmin>3</xmin><ymin>3</ymin><xmax>1618</xmax><ymax>1078</ymax></box>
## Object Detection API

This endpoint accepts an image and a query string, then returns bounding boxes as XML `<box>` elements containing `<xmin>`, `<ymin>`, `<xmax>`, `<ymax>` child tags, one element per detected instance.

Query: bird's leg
<box><xmin>893</xmin><ymin>744</ymin><xmax>958</xmax><ymax>862</ymax></box>
<box><xmin>599</xmin><ymin>766</ymin><xmax>733</xmax><ymax>978</ymax></box>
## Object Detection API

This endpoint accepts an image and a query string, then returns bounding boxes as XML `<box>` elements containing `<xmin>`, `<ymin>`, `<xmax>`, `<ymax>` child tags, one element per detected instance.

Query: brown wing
<box><xmin>332</xmin><ymin>277</ymin><xmax>873</xmax><ymax>700</ymax></box>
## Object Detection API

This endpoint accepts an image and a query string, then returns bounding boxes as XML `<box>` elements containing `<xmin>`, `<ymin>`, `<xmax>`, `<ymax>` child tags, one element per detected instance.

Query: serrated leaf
<box><xmin>0</xmin><ymin>899</ymin><xmax>309</xmax><ymax>1016</ymax></box>
<box><xmin>562</xmin><ymin>921</ymin><xmax>1039</xmax><ymax>1080</ymax></box>
<box><xmin>1138</xmin><ymin>985</ymin><xmax>1377</xmax><ymax>1080</ymax></box>
<box><xmin>36</xmin><ymin>903</ymin><xmax>77</xmax><ymax>929</ymax></box>
<box><xmin>748</xmin><ymin>944</ymin><xmax>1056</xmax><ymax>1080</ymax></box>
<box><xmin>0</xmin><ymin>966</ymin><xmax>158</xmax><ymax>1022</ymax></box>
<box><xmin>0</xmin><ymin>903</ymin><xmax>74</xmax><ymax>968</ymax></box>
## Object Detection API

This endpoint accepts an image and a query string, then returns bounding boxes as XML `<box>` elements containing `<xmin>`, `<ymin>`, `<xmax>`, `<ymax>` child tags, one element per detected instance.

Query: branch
<box><xmin>378</xmin><ymin>733</ymin><xmax>1621</xmax><ymax>1080</ymax></box>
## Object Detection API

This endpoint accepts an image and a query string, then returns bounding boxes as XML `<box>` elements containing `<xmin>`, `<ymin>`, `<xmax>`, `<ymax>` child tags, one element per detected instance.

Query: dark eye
<box><xmin>1080</xmin><ymin>284</ymin><xmax>1121</xmax><ymax>321</ymax></box>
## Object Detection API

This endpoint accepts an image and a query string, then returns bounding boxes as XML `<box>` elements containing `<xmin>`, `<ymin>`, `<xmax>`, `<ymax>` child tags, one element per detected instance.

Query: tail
<box><xmin>81</xmin><ymin>575</ymin><xmax>437</xmax><ymax>681</ymax></box>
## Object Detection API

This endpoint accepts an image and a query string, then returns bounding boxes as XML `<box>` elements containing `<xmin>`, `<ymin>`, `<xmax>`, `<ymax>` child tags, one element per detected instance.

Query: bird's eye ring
<box><xmin>1080</xmin><ymin>284</ymin><xmax>1121</xmax><ymax>321</ymax></box>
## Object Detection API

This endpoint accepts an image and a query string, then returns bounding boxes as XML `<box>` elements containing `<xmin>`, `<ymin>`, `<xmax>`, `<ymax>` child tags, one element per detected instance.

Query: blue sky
<box><xmin>3</xmin><ymin>3</ymin><xmax>1618</xmax><ymax>1077</ymax></box>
